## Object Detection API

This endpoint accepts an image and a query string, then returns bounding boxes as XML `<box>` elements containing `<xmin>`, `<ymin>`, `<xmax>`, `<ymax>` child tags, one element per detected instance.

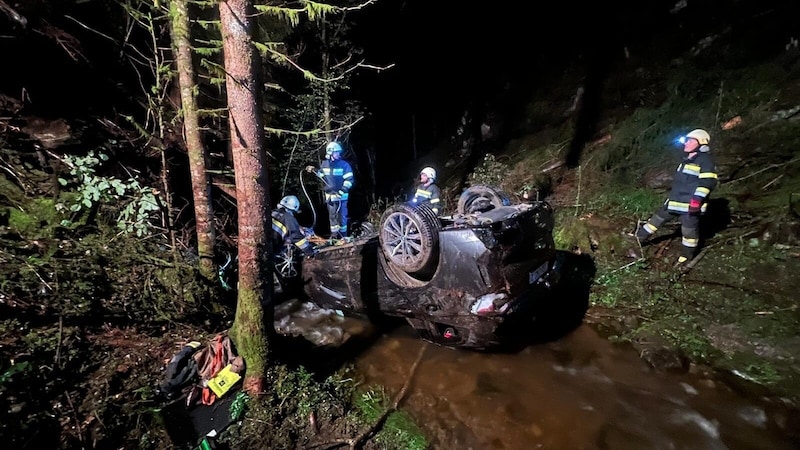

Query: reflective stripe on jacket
<box><xmin>271</xmin><ymin>209</ymin><xmax>310</xmax><ymax>251</ymax></box>
<box><xmin>317</xmin><ymin>158</ymin><xmax>353</xmax><ymax>201</ymax></box>
<box><xmin>666</xmin><ymin>149</ymin><xmax>718</xmax><ymax>214</ymax></box>
<box><xmin>411</xmin><ymin>182</ymin><xmax>441</xmax><ymax>214</ymax></box>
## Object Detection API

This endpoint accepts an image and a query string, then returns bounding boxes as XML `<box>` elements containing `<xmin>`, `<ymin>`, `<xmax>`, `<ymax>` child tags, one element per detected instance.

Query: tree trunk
<box><xmin>169</xmin><ymin>0</ymin><xmax>216</xmax><ymax>280</ymax></box>
<box><xmin>219</xmin><ymin>0</ymin><xmax>272</xmax><ymax>394</ymax></box>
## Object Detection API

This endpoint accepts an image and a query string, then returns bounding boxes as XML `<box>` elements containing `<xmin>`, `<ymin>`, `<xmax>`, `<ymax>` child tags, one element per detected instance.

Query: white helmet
<box><xmin>685</xmin><ymin>129</ymin><xmax>710</xmax><ymax>145</ymax></box>
<box><xmin>421</xmin><ymin>166</ymin><xmax>436</xmax><ymax>181</ymax></box>
<box><xmin>325</xmin><ymin>141</ymin><xmax>343</xmax><ymax>157</ymax></box>
<box><xmin>279</xmin><ymin>195</ymin><xmax>300</xmax><ymax>213</ymax></box>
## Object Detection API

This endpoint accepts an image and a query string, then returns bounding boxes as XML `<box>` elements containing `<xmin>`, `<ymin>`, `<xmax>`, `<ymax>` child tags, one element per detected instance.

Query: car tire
<box><xmin>457</xmin><ymin>185</ymin><xmax>511</xmax><ymax>215</ymax></box>
<box><xmin>352</xmin><ymin>221</ymin><xmax>376</xmax><ymax>239</ymax></box>
<box><xmin>379</xmin><ymin>203</ymin><xmax>440</xmax><ymax>277</ymax></box>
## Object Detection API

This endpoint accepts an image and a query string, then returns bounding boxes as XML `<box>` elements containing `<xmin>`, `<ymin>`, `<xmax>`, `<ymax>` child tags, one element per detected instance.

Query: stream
<box><xmin>275</xmin><ymin>301</ymin><xmax>800</xmax><ymax>449</ymax></box>
<box><xmin>353</xmin><ymin>323</ymin><xmax>799</xmax><ymax>449</ymax></box>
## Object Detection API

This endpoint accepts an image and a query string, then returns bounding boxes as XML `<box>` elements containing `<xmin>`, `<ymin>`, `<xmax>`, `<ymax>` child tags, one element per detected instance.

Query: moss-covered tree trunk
<box><xmin>169</xmin><ymin>0</ymin><xmax>217</xmax><ymax>280</ymax></box>
<box><xmin>219</xmin><ymin>0</ymin><xmax>272</xmax><ymax>394</ymax></box>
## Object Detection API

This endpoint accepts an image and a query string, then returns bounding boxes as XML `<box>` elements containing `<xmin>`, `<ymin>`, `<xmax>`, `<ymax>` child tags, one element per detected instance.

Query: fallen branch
<box><xmin>683</xmin><ymin>247</ymin><xmax>708</xmax><ymax>271</ymax></box>
<box><xmin>682</xmin><ymin>277</ymin><xmax>764</xmax><ymax>296</ymax></box>
<box><xmin>55</xmin><ymin>315</ymin><xmax>63</xmax><ymax>369</ymax></box>
<box><xmin>63</xmin><ymin>390</ymin><xmax>84</xmax><ymax>445</ymax></box>
<box><xmin>761</xmin><ymin>174</ymin><xmax>783</xmax><ymax>190</ymax></box>
<box><xmin>309</xmin><ymin>343</ymin><xmax>429</xmax><ymax>450</ymax></box>
<box><xmin>725</xmin><ymin>156</ymin><xmax>800</xmax><ymax>185</ymax></box>
<box><xmin>609</xmin><ymin>257</ymin><xmax>645</xmax><ymax>274</ymax></box>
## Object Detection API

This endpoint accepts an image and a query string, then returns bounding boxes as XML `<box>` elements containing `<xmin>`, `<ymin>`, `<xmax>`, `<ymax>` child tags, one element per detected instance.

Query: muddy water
<box><xmin>352</xmin><ymin>323</ymin><xmax>799</xmax><ymax>450</ymax></box>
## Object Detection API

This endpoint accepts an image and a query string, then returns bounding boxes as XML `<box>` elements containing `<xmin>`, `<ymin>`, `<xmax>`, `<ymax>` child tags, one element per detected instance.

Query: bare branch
<box><xmin>0</xmin><ymin>0</ymin><xmax>26</xmax><ymax>27</ymax></box>
<box><xmin>264</xmin><ymin>116</ymin><xmax>363</xmax><ymax>137</ymax></box>
<box><xmin>261</xmin><ymin>46</ymin><xmax>393</xmax><ymax>82</ymax></box>
<box><xmin>726</xmin><ymin>156</ymin><xmax>800</xmax><ymax>185</ymax></box>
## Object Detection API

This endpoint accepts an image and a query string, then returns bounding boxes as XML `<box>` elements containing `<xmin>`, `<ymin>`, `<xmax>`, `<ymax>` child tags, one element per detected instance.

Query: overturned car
<box><xmin>278</xmin><ymin>185</ymin><xmax>561</xmax><ymax>350</ymax></box>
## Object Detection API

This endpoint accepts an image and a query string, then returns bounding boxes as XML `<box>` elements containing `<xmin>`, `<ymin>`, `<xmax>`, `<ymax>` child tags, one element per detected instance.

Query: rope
<box><xmin>300</xmin><ymin>168</ymin><xmax>318</xmax><ymax>230</ymax></box>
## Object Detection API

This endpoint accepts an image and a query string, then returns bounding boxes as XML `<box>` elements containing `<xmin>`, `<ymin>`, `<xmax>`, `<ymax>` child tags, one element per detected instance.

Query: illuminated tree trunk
<box><xmin>219</xmin><ymin>0</ymin><xmax>272</xmax><ymax>394</ymax></box>
<box><xmin>169</xmin><ymin>0</ymin><xmax>216</xmax><ymax>280</ymax></box>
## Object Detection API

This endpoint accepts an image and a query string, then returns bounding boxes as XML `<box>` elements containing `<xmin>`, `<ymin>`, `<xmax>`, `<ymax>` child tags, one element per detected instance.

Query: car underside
<box><xmin>285</xmin><ymin>185</ymin><xmax>561</xmax><ymax>350</ymax></box>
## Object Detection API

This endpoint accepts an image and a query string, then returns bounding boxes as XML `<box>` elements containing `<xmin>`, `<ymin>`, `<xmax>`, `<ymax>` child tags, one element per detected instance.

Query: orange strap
<box><xmin>201</xmin><ymin>336</ymin><xmax>225</xmax><ymax>405</ymax></box>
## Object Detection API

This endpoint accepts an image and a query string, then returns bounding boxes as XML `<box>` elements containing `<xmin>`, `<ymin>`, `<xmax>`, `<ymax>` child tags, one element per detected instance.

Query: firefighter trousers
<box><xmin>636</xmin><ymin>205</ymin><xmax>700</xmax><ymax>259</ymax></box>
<box><xmin>326</xmin><ymin>199</ymin><xmax>348</xmax><ymax>237</ymax></box>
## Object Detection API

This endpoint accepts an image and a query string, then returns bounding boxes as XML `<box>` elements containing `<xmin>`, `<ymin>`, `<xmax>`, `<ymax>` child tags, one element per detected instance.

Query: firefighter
<box><xmin>411</xmin><ymin>166</ymin><xmax>441</xmax><ymax>215</ymax></box>
<box><xmin>636</xmin><ymin>128</ymin><xmax>718</xmax><ymax>266</ymax></box>
<box><xmin>306</xmin><ymin>141</ymin><xmax>354</xmax><ymax>239</ymax></box>
<box><xmin>272</xmin><ymin>195</ymin><xmax>315</xmax><ymax>258</ymax></box>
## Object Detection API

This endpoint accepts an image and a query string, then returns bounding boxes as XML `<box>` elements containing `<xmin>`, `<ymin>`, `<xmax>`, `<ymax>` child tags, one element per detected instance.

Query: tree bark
<box><xmin>169</xmin><ymin>0</ymin><xmax>217</xmax><ymax>280</ymax></box>
<box><xmin>219</xmin><ymin>0</ymin><xmax>272</xmax><ymax>394</ymax></box>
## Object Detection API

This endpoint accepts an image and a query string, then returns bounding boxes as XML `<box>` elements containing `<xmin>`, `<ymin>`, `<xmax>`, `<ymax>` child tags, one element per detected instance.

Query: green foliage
<box><xmin>591</xmin><ymin>187</ymin><xmax>662</xmax><ymax>218</ymax></box>
<box><xmin>271</xmin><ymin>364</ymin><xmax>354</xmax><ymax>420</ymax></box>
<box><xmin>355</xmin><ymin>386</ymin><xmax>429</xmax><ymax>450</ymax></box>
<box><xmin>254</xmin><ymin>2</ymin><xmax>339</xmax><ymax>26</ymax></box>
<box><xmin>467</xmin><ymin>153</ymin><xmax>508</xmax><ymax>187</ymax></box>
<box><xmin>56</xmin><ymin>150</ymin><xmax>163</xmax><ymax>237</ymax></box>
<box><xmin>0</xmin><ymin>361</ymin><xmax>31</xmax><ymax>388</ymax></box>
<box><xmin>6</xmin><ymin>197</ymin><xmax>61</xmax><ymax>238</ymax></box>
<box><xmin>591</xmin><ymin>260</ymin><xmax>647</xmax><ymax>308</ymax></box>
<box><xmin>738</xmin><ymin>361</ymin><xmax>782</xmax><ymax>386</ymax></box>
<box><xmin>229</xmin><ymin>391</ymin><xmax>249</xmax><ymax>421</ymax></box>
<box><xmin>552</xmin><ymin>213</ymin><xmax>590</xmax><ymax>250</ymax></box>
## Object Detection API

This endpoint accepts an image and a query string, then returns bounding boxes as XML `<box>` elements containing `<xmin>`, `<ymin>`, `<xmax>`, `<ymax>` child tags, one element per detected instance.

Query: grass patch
<box><xmin>354</xmin><ymin>386</ymin><xmax>429</xmax><ymax>450</ymax></box>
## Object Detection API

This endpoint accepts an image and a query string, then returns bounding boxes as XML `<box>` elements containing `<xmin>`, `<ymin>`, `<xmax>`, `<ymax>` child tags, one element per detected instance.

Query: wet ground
<box><xmin>277</xmin><ymin>302</ymin><xmax>800</xmax><ymax>449</ymax></box>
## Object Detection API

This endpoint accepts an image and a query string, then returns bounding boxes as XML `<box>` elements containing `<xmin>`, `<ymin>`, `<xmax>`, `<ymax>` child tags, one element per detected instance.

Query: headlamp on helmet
<box><xmin>684</xmin><ymin>129</ymin><xmax>711</xmax><ymax>145</ymax></box>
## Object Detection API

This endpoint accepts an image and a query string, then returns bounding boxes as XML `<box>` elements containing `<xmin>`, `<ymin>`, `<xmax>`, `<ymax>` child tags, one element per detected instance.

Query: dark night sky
<box><xmin>346</xmin><ymin>0</ymin><xmax>679</xmax><ymax>189</ymax></box>
<box><xmin>345</xmin><ymin>0</ymin><xmax>798</xmax><ymax>193</ymax></box>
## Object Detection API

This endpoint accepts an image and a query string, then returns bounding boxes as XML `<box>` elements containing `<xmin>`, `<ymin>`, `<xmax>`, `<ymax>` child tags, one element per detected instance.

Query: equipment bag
<box><xmin>159</xmin><ymin>341</ymin><xmax>202</xmax><ymax>400</ymax></box>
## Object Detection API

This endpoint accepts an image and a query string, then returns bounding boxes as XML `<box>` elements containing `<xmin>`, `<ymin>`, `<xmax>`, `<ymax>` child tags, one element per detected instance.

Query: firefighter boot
<box><xmin>674</xmin><ymin>246</ymin><xmax>695</xmax><ymax>270</ymax></box>
<box><xmin>635</xmin><ymin>223</ymin><xmax>652</xmax><ymax>246</ymax></box>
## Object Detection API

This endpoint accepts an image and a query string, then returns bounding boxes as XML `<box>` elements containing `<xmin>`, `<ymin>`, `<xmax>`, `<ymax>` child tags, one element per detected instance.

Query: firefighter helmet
<box><xmin>325</xmin><ymin>141</ymin><xmax>343</xmax><ymax>157</ymax></box>
<box><xmin>421</xmin><ymin>166</ymin><xmax>436</xmax><ymax>181</ymax></box>
<box><xmin>279</xmin><ymin>195</ymin><xmax>300</xmax><ymax>213</ymax></box>
<box><xmin>685</xmin><ymin>129</ymin><xmax>710</xmax><ymax>145</ymax></box>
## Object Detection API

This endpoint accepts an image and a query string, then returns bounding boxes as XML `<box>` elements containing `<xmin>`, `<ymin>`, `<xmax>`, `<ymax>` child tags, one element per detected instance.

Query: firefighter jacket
<box><xmin>411</xmin><ymin>182</ymin><xmax>441</xmax><ymax>214</ymax></box>
<box><xmin>666</xmin><ymin>147</ymin><xmax>718</xmax><ymax>214</ymax></box>
<box><xmin>316</xmin><ymin>158</ymin><xmax>353</xmax><ymax>202</ymax></box>
<box><xmin>271</xmin><ymin>208</ymin><xmax>311</xmax><ymax>253</ymax></box>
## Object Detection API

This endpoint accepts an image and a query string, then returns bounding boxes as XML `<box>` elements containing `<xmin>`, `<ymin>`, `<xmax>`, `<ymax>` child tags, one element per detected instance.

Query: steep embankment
<box><xmin>456</xmin><ymin>15</ymin><xmax>800</xmax><ymax>405</ymax></box>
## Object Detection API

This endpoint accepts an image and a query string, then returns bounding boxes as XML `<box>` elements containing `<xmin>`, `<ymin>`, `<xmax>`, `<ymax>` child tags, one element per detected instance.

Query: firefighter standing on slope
<box><xmin>636</xmin><ymin>128</ymin><xmax>718</xmax><ymax>266</ymax></box>
<box><xmin>411</xmin><ymin>166</ymin><xmax>441</xmax><ymax>215</ymax></box>
<box><xmin>272</xmin><ymin>195</ymin><xmax>315</xmax><ymax>258</ymax></box>
<box><xmin>306</xmin><ymin>141</ymin><xmax>354</xmax><ymax>239</ymax></box>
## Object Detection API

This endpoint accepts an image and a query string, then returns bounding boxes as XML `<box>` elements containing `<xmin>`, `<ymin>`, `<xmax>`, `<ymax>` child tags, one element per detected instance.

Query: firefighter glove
<box><xmin>688</xmin><ymin>198</ymin><xmax>702</xmax><ymax>215</ymax></box>
<box><xmin>305</xmin><ymin>165</ymin><xmax>316</xmax><ymax>173</ymax></box>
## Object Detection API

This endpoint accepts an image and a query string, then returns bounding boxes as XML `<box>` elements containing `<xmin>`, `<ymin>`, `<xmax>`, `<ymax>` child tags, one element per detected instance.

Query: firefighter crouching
<box><xmin>272</xmin><ymin>195</ymin><xmax>315</xmax><ymax>258</ymax></box>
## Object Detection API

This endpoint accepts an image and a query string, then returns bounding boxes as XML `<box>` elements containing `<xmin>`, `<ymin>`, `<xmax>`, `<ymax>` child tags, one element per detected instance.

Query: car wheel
<box><xmin>379</xmin><ymin>203</ymin><xmax>440</xmax><ymax>276</ymax></box>
<box><xmin>457</xmin><ymin>185</ymin><xmax>511</xmax><ymax>214</ymax></box>
<box><xmin>274</xmin><ymin>243</ymin><xmax>299</xmax><ymax>279</ymax></box>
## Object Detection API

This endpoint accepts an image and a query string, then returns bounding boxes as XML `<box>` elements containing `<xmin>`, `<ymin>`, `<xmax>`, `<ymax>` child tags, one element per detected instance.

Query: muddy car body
<box><xmin>293</xmin><ymin>186</ymin><xmax>560</xmax><ymax>350</ymax></box>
